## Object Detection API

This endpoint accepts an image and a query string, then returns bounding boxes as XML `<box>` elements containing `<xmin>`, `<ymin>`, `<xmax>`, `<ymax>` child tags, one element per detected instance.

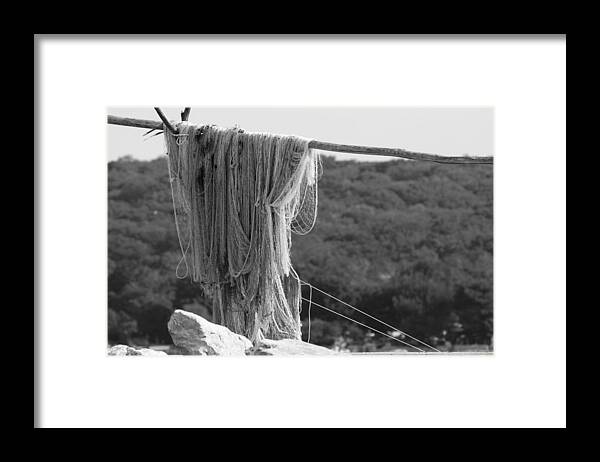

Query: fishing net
<box><xmin>164</xmin><ymin>123</ymin><xmax>321</xmax><ymax>341</ymax></box>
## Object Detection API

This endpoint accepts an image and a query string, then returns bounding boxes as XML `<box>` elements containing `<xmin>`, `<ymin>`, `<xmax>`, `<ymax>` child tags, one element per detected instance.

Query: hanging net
<box><xmin>164</xmin><ymin>123</ymin><xmax>322</xmax><ymax>341</ymax></box>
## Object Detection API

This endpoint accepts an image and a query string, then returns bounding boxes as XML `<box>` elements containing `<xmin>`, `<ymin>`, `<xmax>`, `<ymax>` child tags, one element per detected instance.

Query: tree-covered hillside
<box><xmin>108</xmin><ymin>155</ymin><xmax>493</xmax><ymax>351</ymax></box>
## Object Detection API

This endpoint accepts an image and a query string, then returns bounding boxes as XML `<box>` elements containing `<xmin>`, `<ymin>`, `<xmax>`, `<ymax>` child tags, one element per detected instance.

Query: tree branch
<box><xmin>153</xmin><ymin>107</ymin><xmax>178</xmax><ymax>134</ymax></box>
<box><xmin>107</xmin><ymin>114</ymin><xmax>493</xmax><ymax>164</ymax></box>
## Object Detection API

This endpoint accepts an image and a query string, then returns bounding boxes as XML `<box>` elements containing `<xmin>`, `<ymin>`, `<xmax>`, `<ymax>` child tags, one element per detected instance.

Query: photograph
<box><xmin>107</xmin><ymin>107</ymin><xmax>493</xmax><ymax>356</ymax></box>
<box><xmin>35</xmin><ymin>35</ymin><xmax>565</xmax><ymax>428</ymax></box>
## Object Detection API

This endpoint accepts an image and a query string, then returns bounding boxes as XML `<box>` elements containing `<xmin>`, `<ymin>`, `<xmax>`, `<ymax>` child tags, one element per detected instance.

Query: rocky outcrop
<box><xmin>248</xmin><ymin>338</ymin><xmax>337</xmax><ymax>356</ymax></box>
<box><xmin>165</xmin><ymin>309</ymin><xmax>337</xmax><ymax>356</ymax></box>
<box><xmin>167</xmin><ymin>309</ymin><xmax>253</xmax><ymax>356</ymax></box>
<box><xmin>107</xmin><ymin>345</ymin><xmax>167</xmax><ymax>356</ymax></box>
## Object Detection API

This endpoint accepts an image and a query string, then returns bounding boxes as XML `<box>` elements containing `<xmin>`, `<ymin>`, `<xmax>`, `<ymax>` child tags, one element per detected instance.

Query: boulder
<box><xmin>249</xmin><ymin>338</ymin><xmax>336</xmax><ymax>356</ymax></box>
<box><xmin>107</xmin><ymin>344</ymin><xmax>167</xmax><ymax>356</ymax></box>
<box><xmin>167</xmin><ymin>309</ymin><xmax>252</xmax><ymax>356</ymax></box>
<box><xmin>166</xmin><ymin>345</ymin><xmax>191</xmax><ymax>355</ymax></box>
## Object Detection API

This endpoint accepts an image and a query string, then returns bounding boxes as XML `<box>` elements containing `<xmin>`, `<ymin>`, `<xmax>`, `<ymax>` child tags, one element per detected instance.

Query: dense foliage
<box><xmin>108</xmin><ymin>155</ymin><xmax>493</xmax><ymax>351</ymax></box>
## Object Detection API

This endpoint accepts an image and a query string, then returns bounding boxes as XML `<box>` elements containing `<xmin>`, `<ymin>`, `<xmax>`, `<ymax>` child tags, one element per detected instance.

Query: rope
<box><xmin>166</xmin><ymin>129</ymin><xmax>191</xmax><ymax>279</ymax></box>
<box><xmin>300</xmin><ymin>280</ymin><xmax>441</xmax><ymax>352</ymax></box>
<box><xmin>300</xmin><ymin>281</ymin><xmax>313</xmax><ymax>343</ymax></box>
<box><xmin>301</xmin><ymin>297</ymin><xmax>425</xmax><ymax>353</ymax></box>
<box><xmin>308</xmin><ymin>284</ymin><xmax>312</xmax><ymax>343</ymax></box>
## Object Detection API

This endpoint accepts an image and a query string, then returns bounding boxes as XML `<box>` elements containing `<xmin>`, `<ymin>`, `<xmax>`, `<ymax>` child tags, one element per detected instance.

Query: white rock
<box><xmin>249</xmin><ymin>338</ymin><xmax>336</xmax><ymax>356</ymax></box>
<box><xmin>167</xmin><ymin>309</ymin><xmax>253</xmax><ymax>356</ymax></box>
<box><xmin>107</xmin><ymin>344</ymin><xmax>167</xmax><ymax>356</ymax></box>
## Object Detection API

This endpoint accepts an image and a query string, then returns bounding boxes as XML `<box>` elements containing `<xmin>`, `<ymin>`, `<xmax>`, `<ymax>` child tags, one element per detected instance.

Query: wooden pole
<box><xmin>107</xmin><ymin>114</ymin><xmax>494</xmax><ymax>164</ymax></box>
<box><xmin>108</xmin><ymin>115</ymin><xmax>162</xmax><ymax>130</ymax></box>
<box><xmin>308</xmin><ymin>140</ymin><xmax>492</xmax><ymax>165</ymax></box>
<box><xmin>153</xmin><ymin>107</ymin><xmax>178</xmax><ymax>134</ymax></box>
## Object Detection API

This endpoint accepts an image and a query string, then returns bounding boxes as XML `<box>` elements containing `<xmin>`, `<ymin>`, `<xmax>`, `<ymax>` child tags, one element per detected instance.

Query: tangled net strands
<box><xmin>165</xmin><ymin>123</ymin><xmax>322</xmax><ymax>342</ymax></box>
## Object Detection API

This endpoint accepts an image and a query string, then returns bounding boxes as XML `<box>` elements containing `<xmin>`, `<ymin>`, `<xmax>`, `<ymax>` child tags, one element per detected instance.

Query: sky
<box><xmin>107</xmin><ymin>107</ymin><xmax>493</xmax><ymax>162</ymax></box>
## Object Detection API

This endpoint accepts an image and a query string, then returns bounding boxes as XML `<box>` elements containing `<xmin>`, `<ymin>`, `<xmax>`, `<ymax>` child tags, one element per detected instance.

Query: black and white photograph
<box><xmin>107</xmin><ymin>107</ymin><xmax>493</xmax><ymax>356</ymax></box>
<box><xmin>35</xmin><ymin>35</ymin><xmax>566</xmax><ymax>428</ymax></box>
